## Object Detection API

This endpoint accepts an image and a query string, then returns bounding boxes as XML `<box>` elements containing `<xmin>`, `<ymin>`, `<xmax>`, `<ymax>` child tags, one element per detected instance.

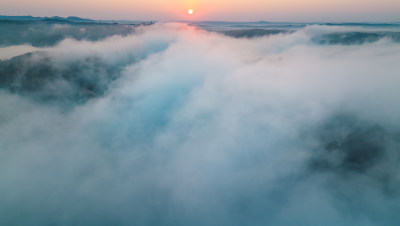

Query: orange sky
<box><xmin>1</xmin><ymin>0</ymin><xmax>400</xmax><ymax>22</ymax></box>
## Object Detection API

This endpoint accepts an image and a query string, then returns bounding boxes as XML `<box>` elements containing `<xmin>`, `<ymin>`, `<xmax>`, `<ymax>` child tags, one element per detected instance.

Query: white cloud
<box><xmin>0</xmin><ymin>23</ymin><xmax>400</xmax><ymax>225</ymax></box>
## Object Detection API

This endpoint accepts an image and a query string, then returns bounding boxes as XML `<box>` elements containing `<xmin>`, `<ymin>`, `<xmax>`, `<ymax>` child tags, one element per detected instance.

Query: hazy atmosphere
<box><xmin>1</xmin><ymin>0</ymin><xmax>400</xmax><ymax>21</ymax></box>
<box><xmin>1</xmin><ymin>1</ymin><xmax>400</xmax><ymax>226</ymax></box>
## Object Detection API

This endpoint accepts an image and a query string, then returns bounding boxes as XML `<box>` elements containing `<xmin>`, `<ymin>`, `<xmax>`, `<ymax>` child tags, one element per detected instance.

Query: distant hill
<box><xmin>66</xmin><ymin>16</ymin><xmax>94</xmax><ymax>22</ymax></box>
<box><xmin>0</xmin><ymin>15</ymin><xmax>94</xmax><ymax>22</ymax></box>
<box><xmin>0</xmin><ymin>15</ymin><xmax>43</xmax><ymax>20</ymax></box>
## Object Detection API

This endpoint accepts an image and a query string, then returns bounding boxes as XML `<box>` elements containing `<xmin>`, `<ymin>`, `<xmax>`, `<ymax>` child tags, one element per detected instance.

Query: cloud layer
<box><xmin>1</xmin><ymin>23</ymin><xmax>400</xmax><ymax>225</ymax></box>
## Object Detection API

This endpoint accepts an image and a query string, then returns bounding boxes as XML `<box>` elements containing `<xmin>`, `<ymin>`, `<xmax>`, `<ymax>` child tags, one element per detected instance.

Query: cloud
<box><xmin>0</xmin><ymin>45</ymin><xmax>38</xmax><ymax>60</ymax></box>
<box><xmin>0</xmin><ymin>23</ymin><xmax>400</xmax><ymax>225</ymax></box>
<box><xmin>0</xmin><ymin>20</ymin><xmax>137</xmax><ymax>47</ymax></box>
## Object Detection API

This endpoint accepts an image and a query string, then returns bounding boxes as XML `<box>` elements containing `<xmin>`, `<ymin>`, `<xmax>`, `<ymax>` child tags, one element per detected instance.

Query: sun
<box><xmin>188</xmin><ymin>9</ymin><xmax>194</xmax><ymax>15</ymax></box>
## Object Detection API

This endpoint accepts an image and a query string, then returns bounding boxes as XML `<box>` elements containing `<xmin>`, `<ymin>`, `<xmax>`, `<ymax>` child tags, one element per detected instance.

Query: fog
<box><xmin>0</xmin><ymin>45</ymin><xmax>38</xmax><ymax>60</ymax></box>
<box><xmin>0</xmin><ymin>23</ymin><xmax>400</xmax><ymax>225</ymax></box>
<box><xmin>0</xmin><ymin>19</ymin><xmax>137</xmax><ymax>47</ymax></box>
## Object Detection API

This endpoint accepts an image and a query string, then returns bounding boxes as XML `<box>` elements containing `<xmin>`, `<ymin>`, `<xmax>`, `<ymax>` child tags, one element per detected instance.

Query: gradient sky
<box><xmin>1</xmin><ymin>0</ymin><xmax>400</xmax><ymax>22</ymax></box>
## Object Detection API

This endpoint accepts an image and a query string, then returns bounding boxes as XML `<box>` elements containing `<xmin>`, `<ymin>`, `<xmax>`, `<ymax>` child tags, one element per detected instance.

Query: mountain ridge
<box><xmin>0</xmin><ymin>15</ymin><xmax>94</xmax><ymax>22</ymax></box>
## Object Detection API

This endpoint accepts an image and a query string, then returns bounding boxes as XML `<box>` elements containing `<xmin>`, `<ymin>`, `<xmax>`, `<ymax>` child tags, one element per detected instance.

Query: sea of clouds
<box><xmin>0</xmin><ymin>23</ymin><xmax>400</xmax><ymax>225</ymax></box>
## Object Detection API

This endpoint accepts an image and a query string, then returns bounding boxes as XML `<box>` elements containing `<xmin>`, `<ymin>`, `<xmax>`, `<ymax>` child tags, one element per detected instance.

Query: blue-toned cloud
<box><xmin>0</xmin><ymin>23</ymin><xmax>400</xmax><ymax>226</ymax></box>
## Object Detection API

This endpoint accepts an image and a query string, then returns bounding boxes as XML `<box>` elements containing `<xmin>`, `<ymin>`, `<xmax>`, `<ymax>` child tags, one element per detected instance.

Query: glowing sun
<box><xmin>188</xmin><ymin>9</ymin><xmax>194</xmax><ymax>15</ymax></box>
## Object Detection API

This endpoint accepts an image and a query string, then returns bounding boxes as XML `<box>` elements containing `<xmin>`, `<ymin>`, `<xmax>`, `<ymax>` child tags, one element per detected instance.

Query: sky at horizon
<box><xmin>1</xmin><ymin>0</ymin><xmax>400</xmax><ymax>22</ymax></box>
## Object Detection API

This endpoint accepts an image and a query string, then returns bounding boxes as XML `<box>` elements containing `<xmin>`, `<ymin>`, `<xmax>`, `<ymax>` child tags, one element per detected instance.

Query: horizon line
<box><xmin>1</xmin><ymin>14</ymin><xmax>400</xmax><ymax>24</ymax></box>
